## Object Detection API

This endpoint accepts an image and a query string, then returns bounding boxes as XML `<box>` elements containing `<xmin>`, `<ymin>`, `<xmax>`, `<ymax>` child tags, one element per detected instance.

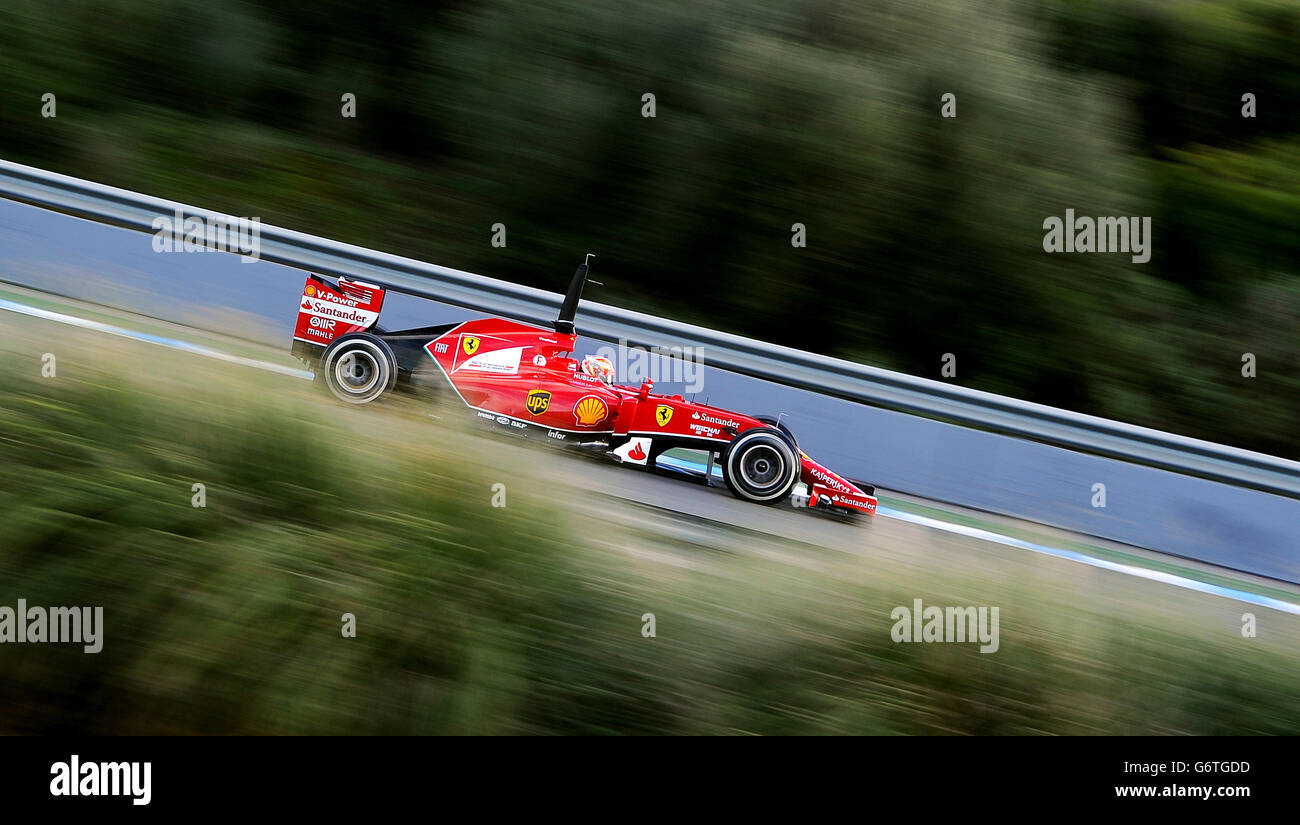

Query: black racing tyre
<box><xmin>320</xmin><ymin>333</ymin><xmax>397</xmax><ymax>405</ymax></box>
<box><xmin>721</xmin><ymin>427</ymin><xmax>801</xmax><ymax>504</ymax></box>
<box><xmin>752</xmin><ymin>415</ymin><xmax>798</xmax><ymax>450</ymax></box>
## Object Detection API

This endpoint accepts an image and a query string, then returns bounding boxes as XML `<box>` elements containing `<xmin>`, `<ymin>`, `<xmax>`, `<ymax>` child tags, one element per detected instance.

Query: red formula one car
<box><xmin>290</xmin><ymin>257</ymin><xmax>877</xmax><ymax>517</ymax></box>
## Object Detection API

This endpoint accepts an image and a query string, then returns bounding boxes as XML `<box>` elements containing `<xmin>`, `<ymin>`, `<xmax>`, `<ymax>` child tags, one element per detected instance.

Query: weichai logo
<box><xmin>526</xmin><ymin>389</ymin><xmax>551</xmax><ymax>415</ymax></box>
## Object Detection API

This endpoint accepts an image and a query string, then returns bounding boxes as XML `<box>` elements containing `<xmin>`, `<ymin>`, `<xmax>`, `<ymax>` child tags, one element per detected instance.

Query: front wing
<box><xmin>798</xmin><ymin>452</ymin><xmax>878</xmax><ymax>516</ymax></box>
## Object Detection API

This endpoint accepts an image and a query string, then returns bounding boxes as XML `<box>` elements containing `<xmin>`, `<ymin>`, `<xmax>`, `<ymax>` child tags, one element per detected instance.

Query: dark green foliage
<box><xmin>1</xmin><ymin>0</ymin><xmax>1298</xmax><ymax>456</ymax></box>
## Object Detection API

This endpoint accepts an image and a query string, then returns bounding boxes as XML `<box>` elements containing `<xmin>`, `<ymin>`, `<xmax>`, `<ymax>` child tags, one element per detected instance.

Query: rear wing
<box><xmin>292</xmin><ymin>274</ymin><xmax>386</xmax><ymax>348</ymax></box>
<box><xmin>293</xmin><ymin>253</ymin><xmax>591</xmax><ymax>347</ymax></box>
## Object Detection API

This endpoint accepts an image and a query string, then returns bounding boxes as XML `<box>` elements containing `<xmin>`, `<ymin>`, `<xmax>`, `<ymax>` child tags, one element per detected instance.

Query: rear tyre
<box><xmin>321</xmin><ymin>333</ymin><xmax>397</xmax><ymax>405</ymax></box>
<box><xmin>722</xmin><ymin>428</ymin><xmax>800</xmax><ymax>504</ymax></box>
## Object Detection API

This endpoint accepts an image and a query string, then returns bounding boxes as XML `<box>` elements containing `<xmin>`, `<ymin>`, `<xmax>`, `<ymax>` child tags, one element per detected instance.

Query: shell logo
<box><xmin>573</xmin><ymin>395</ymin><xmax>609</xmax><ymax>426</ymax></box>
<box><xmin>305</xmin><ymin>284</ymin><xmax>316</xmax><ymax>297</ymax></box>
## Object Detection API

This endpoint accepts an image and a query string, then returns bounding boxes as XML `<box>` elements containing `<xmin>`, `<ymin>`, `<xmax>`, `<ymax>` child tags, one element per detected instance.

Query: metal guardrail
<box><xmin>4</xmin><ymin>157</ymin><xmax>1300</xmax><ymax>499</ymax></box>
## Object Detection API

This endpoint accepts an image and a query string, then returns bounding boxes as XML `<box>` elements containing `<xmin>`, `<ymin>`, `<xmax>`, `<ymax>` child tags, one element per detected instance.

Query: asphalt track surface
<box><xmin>4</xmin><ymin>281</ymin><xmax>1300</xmax><ymax>622</ymax></box>
<box><xmin>4</xmin><ymin>197</ymin><xmax>1299</xmax><ymax>584</ymax></box>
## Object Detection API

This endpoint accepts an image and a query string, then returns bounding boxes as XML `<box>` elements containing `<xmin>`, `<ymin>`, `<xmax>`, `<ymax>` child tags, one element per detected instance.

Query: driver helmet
<box><xmin>580</xmin><ymin>354</ymin><xmax>616</xmax><ymax>385</ymax></box>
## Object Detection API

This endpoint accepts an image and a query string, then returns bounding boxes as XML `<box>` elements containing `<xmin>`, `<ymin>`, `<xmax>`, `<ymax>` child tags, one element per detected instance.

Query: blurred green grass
<box><xmin>0</xmin><ymin>333</ymin><xmax>1297</xmax><ymax>734</ymax></box>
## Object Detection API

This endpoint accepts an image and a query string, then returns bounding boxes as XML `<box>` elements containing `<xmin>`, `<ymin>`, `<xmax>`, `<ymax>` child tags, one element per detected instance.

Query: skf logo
<box><xmin>462</xmin><ymin>336</ymin><xmax>481</xmax><ymax>356</ymax></box>
<box><xmin>304</xmin><ymin>284</ymin><xmax>317</xmax><ymax>297</ymax></box>
<box><xmin>573</xmin><ymin>395</ymin><xmax>609</xmax><ymax>426</ymax></box>
<box><xmin>655</xmin><ymin>405</ymin><xmax>673</xmax><ymax>426</ymax></box>
<box><xmin>526</xmin><ymin>389</ymin><xmax>552</xmax><ymax>415</ymax></box>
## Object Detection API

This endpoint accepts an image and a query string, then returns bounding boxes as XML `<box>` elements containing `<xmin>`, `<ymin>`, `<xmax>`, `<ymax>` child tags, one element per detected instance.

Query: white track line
<box><xmin>6</xmin><ymin>295</ymin><xmax>1299</xmax><ymax>615</ymax></box>
<box><xmin>657</xmin><ymin>456</ymin><xmax>1300</xmax><ymax>615</ymax></box>
<box><xmin>0</xmin><ymin>297</ymin><xmax>313</xmax><ymax>379</ymax></box>
<box><xmin>878</xmin><ymin>507</ymin><xmax>1300</xmax><ymax>615</ymax></box>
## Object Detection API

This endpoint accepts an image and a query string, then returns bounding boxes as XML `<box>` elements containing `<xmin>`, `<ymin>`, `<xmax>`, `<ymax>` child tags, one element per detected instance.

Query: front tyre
<box><xmin>752</xmin><ymin>415</ymin><xmax>798</xmax><ymax>449</ymax></box>
<box><xmin>321</xmin><ymin>333</ymin><xmax>397</xmax><ymax>405</ymax></box>
<box><xmin>722</xmin><ymin>428</ymin><xmax>800</xmax><ymax>504</ymax></box>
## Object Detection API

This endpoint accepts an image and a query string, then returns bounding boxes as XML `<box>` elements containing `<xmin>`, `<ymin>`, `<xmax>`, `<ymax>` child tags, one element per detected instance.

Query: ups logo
<box><xmin>526</xmin><ymin>389</ymin><xmax>552</xmax><ymax>415</ymax></box>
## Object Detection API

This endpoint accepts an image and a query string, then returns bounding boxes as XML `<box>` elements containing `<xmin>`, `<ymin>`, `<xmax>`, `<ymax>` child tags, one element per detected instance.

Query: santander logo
<box><xmin>628</xmin><ymin>442</ymin><xmax>647</xmax><ymax>461</ymax></box>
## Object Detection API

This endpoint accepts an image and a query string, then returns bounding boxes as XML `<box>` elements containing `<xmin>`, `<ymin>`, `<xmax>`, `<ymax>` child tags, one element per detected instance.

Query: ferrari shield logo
<box><xmin>462</xmin><ymin>336</ymin><xmax>480</xmax><ymax>356</ymax></box>
<box><xmin>526</xmin><ymin>389</ymin><xmax>552</xmax><ymax>415</ymax></box>
<box><xmin>655</xmin><ymin>405</ymin><xmax>673</xmax><ymax>426</ymax></box>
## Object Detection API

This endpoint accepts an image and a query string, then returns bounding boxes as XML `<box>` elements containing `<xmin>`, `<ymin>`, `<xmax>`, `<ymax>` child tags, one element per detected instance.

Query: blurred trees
<box><xmin>1</xmin><ymin>0</ymin><xmax>1297</xmax><ymax>455</ymax></box>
